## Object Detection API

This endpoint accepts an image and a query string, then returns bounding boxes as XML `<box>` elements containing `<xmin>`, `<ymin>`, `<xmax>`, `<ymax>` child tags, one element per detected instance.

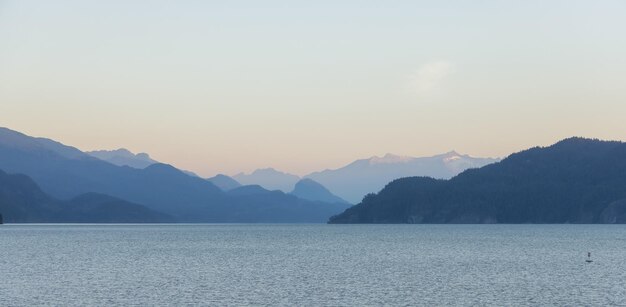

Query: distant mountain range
<box><xmin>87</xmin><ymin>148</ymin><xmax>200</xmax><ymax>177</ymax></box>
<box><xmin>158</xmin><ymin>149</ymin><xmax>497</xmax><ymax>205</ymax></box>
<box><xmin>0</xmin><ymin>169</ymin><xmax>172</xmax><ymax>223</ymax></box>
<box><xmin>306</xmin><ymin>152</ymin><xmax>498</xmax><ymax>203</ymax></box>
<box><xmin>30</xmin><ymin>138</ymin><xmax>465</xmax><ymax>207</ymax></box>
<box><xmin>87</xmin><ymin>148</ymin><xmax>157</xmax><ymax>169</ymax></box>
<box><xmin>220</xmin><ymin>184</ymin><xmax>349</xmax><ymax>222</ymax></box>
<box><xmin>329</xmin><ymin>138</ymin><xmax>626</xmax><ymax>224</ymax></box>
<box><xmin>208</xmin><ymin>174</ymin><xmax>348</xmax><ymax>205</ymax></box>
<box><xmin>228</xmin><ymin>152</ymin><xmax>498</xmax><ymax>203</ymax></box>
<box><xmin>9</xmin><ymin>126</ymin><xmax>625</xmax><ymax>225</ymax></box>
<box><xmin>233</xmin><ymin>168</ymin><xmax>301</xmax><ymax>192</ymax></box>
<box><xmin>0</xmin><ymin>127</ymin><xmax>349</xmax><ymax>223</ymax></box>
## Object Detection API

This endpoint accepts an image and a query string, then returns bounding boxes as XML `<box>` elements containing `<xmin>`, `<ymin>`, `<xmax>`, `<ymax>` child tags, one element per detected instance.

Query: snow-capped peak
<box><xmin>442</xmin><ymin>151</ymin><xmax>463</xmax><ymax>162</ymax></box>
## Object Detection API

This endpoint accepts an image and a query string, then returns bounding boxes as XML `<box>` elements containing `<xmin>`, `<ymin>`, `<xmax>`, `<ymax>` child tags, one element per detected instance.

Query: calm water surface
<box><xmin>1</xmin><ymin>224</ymin><xmax>625</xmax><ymax>306</ymax></box>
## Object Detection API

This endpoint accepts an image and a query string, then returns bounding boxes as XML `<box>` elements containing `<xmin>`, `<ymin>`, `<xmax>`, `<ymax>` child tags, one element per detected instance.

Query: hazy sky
<box><xmin>1</xmin><ymin>1</ymin><xmax>625</xmax><ymax>176</ymax></box>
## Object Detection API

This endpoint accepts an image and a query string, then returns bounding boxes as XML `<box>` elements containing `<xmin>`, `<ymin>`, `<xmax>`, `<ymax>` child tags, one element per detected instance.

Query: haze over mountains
<box><xmin>208</xmin><ymin>173</ymin><xmax>348</xmax><ymax>205</ymax></box>
<box><xmin>207</xmin><ymin>174</ymin><xmax>242</xmax><ymax>191</ymax></box>
<box><xmin>233</xmin><ymin>168</ymin><xmax>301</xmax><ymax>192</ymax></box>
<box><xmin>290</xmin><ymin>179</ymin><xmax>349</xmax><ymax>205</ymax></box>
<box><xmin>88</xmin><ymin>148</ymin><xmax>200</xmax><ymax>177</ymax></box>
<box><xmin>84</xmin><ymin>135</ymin><xmax>498</xmax><ymax>205</ymax></box>
<box><xmin>329</xmin><ymin>138</ymin><xmax>626</xmax><ymax>224</ymax></box>
<box><xmin>0</xmin><ymin>169</ymin><xmax>172</xmax><ymax>223</ymax></box>
<box><xmin>306</xmin><ymin>152</ymin><xmax>499</xmax><ymax>203</ymax></box>
<box><xmin>5</xmin><ymin>126</ymin><xmax>625</xmax><ymax>224</ymax></box>
<box><xmin>87</xmin><ymin>149</ymin><xmax>157</xmax><ymax>169</ymax></box>
<box><xmin>0</xmin><ymin>127</ymin><xmax>349</xmax><ymax>223</ymax></box>
<box><xmin>229</xmin><ymin>152</ymin><xmax>498</xmax><ymax>203</ymax></box>
<box><xmin>0</xmin><ymin>126</ymin><xmax>496</xmax><ymax>223</ymax></box>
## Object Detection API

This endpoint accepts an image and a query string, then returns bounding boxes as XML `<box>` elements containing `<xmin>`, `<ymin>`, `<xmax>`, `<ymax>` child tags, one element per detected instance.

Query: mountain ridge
<box><xmin>0</xmin><ymin>127</ymin><xmax>349</xmax><ymax>222</ymax></box>
<box><xmin>207</xmin><ymin>174</ymin><xmax>241</xmax><ymax>191</ymax></box>
<box><xmin>290</xmin><ymin>179</ymin><xmax>350</xmax><ymax>204</ymax></box>
<box><xmin>87</xmin><ymin>148</ymin><xmax>157</xmax><ymax>169</ymax></box>
<box><xmin>0</xmin><ymin>169</ymin><xmax>173</xmax><ymax>223</ymax></box>
<box><xmin>306</xmin><ymin>151</ymin><xmax>499</xmax><ymax>203</ymax></box>
<box><xmin>329</xmin><ymin>137</ymin><xmax>626</xmax><ymax>224</ymax></box>
<box><xmin>233</xmin><ymin>168</ymin><xmax>301</xmax><ymax>192</ymax></box>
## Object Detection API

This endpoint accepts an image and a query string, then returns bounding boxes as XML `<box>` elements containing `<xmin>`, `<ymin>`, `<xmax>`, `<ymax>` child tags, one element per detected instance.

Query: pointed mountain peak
<box><xmin>444</xmin><ymin>150</ymin><xmax>460</xmax><ymax>156</ymax></box>
<box><xmin>294</xmin><ymin>178</ymin><xmax>324</xmax><ymax>188</ymax></box>
<box><xmin>291</xmin><ymin>178</ymin><xmax>350</xmax><ymax>204</ymax></box>
<box><xmin>207</xmin><ymin>174</ymin><xmax>241</xmax><ymax>191</ymax></box>
<box><xmin>441</xmin><ymin>150</ymin><xmax>464</xmax><ymax>162</ymax></box>
<box><xmin>144</xmin><ymin>163</ymin><xmax>181</xmax><ymax>174</ymax></box>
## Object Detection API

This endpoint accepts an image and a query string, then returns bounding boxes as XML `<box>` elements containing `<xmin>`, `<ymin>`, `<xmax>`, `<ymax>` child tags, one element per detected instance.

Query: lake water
<box><xmin>1</xmin><ymin>224</ymin><xmax>625</xmax><ymax>306</ymax></box>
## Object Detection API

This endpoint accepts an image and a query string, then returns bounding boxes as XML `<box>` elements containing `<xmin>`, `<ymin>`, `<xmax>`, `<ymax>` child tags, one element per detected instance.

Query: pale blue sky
<box><xmin>1</xmin><ymin>1</ymin><xmax>625</xmax><ymax>176</ymax></box>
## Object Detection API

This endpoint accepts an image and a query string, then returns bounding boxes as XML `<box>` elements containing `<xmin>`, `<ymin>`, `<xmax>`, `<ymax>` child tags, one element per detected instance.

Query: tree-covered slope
<box><xmin>329</xmin><ymin>138</ymin><xmax>626</xmax><ymax>224</ymax></box>
<box><xmin>0</xmin><ymin>169</ymin><xmax>173</xmax><ymax>223</ymax></box>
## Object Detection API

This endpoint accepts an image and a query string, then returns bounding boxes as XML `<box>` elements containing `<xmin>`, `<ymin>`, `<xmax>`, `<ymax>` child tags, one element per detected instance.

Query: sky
<box><xmin>1</xmin><ymin>0</ymin><xmax>625</xmax><ymax>177</ymax></box>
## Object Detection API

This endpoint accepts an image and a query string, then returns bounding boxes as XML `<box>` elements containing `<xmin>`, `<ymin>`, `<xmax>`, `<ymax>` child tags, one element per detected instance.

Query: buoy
<box><xmin>586</xmin><ymin>251</ymin><xmax>593</xmax><ymax>263</ymax></box>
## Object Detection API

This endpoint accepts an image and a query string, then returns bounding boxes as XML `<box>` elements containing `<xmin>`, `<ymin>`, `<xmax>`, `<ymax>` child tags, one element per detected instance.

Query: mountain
<box><xmin>220</xmin><ymin>185</ymin><xmax>351</xmax><ymax>223</ymax></box>
<box><xmin>0</xmin><ymin>127</ymin><xmax>91</xmax><ymax>160</ymax></box>
<box><xmin>87</xmin><ymin>148</ymin><xmax>157</xmax><ymax>169</ymax></box>
<box><xmin>0</xmin><ymin>128</ymin><xmax>226</xmax><ymax>219</ymax></box>
<box><xmin>0</xmin><ymin>127</ymin><xmax>347</xmax><ymax>222</ymax></box>
<box><xmin>233</xmin><ymin>168</ymin><xmax>301</xmax><ymax>192</ymax></box>
<box><xmin>290</xmin><ymin>179</ymin><xmax>350</xmax><ymax>204</ymax></box>
<box><xmin>329</xmin><ymin>138</ymin><xmax>626</xmax><ymax>224</ymax></box>
<box><xmin>0</xmin><ymin>127</ymin><xmax>231</xmax><ymax>219</ymax></box>
<box><xmin>87</xmin><ymin>148</ymin><xmax>200</xmax><ymax>177</ymax></box>
<box><xmin>306</xmin><ymin>152</ymin><xmax>499</xmax><ymax>203</ymax></box>
<box><xmin>227</xmin><ymin>185</ymin><xmax>271</xmax><ymax>196</ymax></box>
<box><xmin>62</xmin><ymin>192</ymin><xmax>174</xmax><ymax>223</ymax></box>
<box><xmin>207</xmin><ymin>174</ymin><xmax>241</xmax><ymax>191</ymax></box>
<box><xmin>0</xmin><ymin>169</ymin><xmax>172</xmax><ymax>223</ymax></box>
